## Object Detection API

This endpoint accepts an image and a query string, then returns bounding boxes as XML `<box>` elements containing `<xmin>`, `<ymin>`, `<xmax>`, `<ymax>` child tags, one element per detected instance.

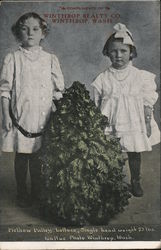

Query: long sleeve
<box><xmin>141</xmin><ymin>70</ymin><xmax>158</xmax><ymax>107</ymax></box>
<box><xmin>51</xmin><ymin>54</ymin><xmax>64</xmax><ymax>101</ymax></box>
<box><xmin>0</xmin><ymin>53</ymin><xmax>14</xmax><ymax>99</ymax></box>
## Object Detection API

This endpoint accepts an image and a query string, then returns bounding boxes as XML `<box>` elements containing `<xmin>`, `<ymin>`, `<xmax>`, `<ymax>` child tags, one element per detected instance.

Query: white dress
<box><xmin>92</xmin><ymin>63</ymin><xmax>160</xmax><ymax>152</ymax></box>
<box><xmin>0</xmin><ymin>46</ymin><xmax>64</xmax><ymax>153</ymax></box>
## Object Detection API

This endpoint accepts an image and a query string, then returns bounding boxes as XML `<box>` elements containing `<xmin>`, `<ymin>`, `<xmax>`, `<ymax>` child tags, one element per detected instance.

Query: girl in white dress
<box><xmin>92</xmin><ymin>23</ymin><xmax>160</xmax><ymax>197</ymax></box>
<box><xmin>0</xmin><ymin>12</ymin><xmax>64</xmax><ymax>207</ymax></box>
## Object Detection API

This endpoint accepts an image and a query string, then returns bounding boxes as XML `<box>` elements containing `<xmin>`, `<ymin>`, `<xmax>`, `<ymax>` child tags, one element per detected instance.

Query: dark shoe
<box><xmin>131</xmin><ymin>179</ymin><xmax>143</xmax><ymax>197</ymax></box>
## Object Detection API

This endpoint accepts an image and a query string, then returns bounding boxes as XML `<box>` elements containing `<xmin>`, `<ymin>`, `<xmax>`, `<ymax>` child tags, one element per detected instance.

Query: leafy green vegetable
<box><xmin>39</xmin><ymin>82</ymin><xmax>130</xmax><ymax>226</ymax></box>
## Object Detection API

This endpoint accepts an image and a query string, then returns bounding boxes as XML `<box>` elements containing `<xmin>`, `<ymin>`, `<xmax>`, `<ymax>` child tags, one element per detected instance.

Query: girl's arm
<box><xmin>0</xmin><ymin>53</ymin><xmax>14</xmax><ymax>130</ymax></box>
<box><xmin>144</xmin><ymin>105</ymin><xmax>152</xmax><ymax>137</ymax></box>
<box><xmin>1</xmin><ymin>97</ymin><xmax>12</xmax><ymax>131</ymax></box>
<box><xmin>141</xmin><ymin>70</ymin><xmax>158</xmax><ymax>138</ymax></box>
<box><xmin>93</xmin><ymin>87</ymin><xmax>101</xmax><ymax>108</ymax></box>
<box><xmin>51</xmin><ymin>54</ymin><xmax>64</xmax><ymax>97</ymax></box>
<box><xmin>51</xmin><ymin>54</ymin><xmax>64</xmax><ymax>111</ymax></box>
<box><xmin>91</xmin><ymin>73</ymin><xmax>104</xmax><ymax>109</ymax></box>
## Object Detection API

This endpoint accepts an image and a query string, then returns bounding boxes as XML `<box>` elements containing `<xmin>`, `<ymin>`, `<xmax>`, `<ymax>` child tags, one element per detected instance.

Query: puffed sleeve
<box><xmin>0</xmin><ymin>53</ymin><xmax>14</xmax><ymax>99</ymax></box>
<box><xmin>91</xmin><ymin>74</ymin><xmax>103</xmax><ymax>94</ymax></box>
<box><xmin>51</xmin><ymin>54</ymin><xmax>64</xmax><ymax>101</ymax></box>
<box><xmin>141</xmin><ymin>70</ymin><xmax>158</xmax><ymax>107</ymax></box>
<box><xmin>91</xmin><ymin>73</ymin><xmax>103</xmax><ymax>107</ymax></box>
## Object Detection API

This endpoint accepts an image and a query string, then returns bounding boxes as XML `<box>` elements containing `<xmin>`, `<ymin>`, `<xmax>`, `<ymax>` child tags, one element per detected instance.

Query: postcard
<box><xmin>0</xmin><ymin>0</ymin><xmax>160</xmax><ymax>249</ymax></box>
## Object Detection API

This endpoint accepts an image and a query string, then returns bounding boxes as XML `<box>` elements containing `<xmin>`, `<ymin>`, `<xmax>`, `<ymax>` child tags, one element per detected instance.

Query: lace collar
<box><xmin>19</xmin><ymin>46</ymin><xmax>42</xmax><ymax>61</ymax></box>
<box><xmin>109</xmin><ymin>62</ymin><xmax>132</xmax><ymax>81</ymax></box>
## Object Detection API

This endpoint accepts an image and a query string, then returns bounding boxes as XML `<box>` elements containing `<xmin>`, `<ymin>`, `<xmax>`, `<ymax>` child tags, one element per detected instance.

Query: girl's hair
<box><xmin>11</xmin><ymin>12</ymin><xmax>49</xmax><ymax>41</ymax></box>
<box><xmin>102</xmin><ymin>33</ymin><xmax>137</xmax><ymax>60</ymax></box>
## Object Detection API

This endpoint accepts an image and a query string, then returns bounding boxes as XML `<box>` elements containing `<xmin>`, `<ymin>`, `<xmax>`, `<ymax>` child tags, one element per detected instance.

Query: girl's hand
<box><xmin>145</xmin><ymin>122</ymin><xmax>151</xmax><ymax>138</ymax></box>
<box><xmin>52</xmin><ymin>102</ymin><xmax>57</xmax><ymax>112</ymax></box>
<box><xmin>144</xmin><ymin>105</ymin><xmax>153</xmax><ymax>137</ymax></box>
<box><xmin>1</xmin><ymin>97</ymin><xmax>12</xmax><ymax>131</ymax></box>
<box><xmin>3</xmin><ymin>114</ymin><xmax>12</xmax><ymax>131</ymax></box>
<box><xmin>53</xmin><ymin>91</ymin><xmax>63</xmax><ymax>101</ymax></box>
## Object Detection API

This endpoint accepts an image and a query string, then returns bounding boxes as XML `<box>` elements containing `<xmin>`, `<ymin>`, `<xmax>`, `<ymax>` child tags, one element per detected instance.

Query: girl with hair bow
<box><xmin>92</xmin><ymin>23</ymin><xmax>160</xmax><ymax>197</ymax></box>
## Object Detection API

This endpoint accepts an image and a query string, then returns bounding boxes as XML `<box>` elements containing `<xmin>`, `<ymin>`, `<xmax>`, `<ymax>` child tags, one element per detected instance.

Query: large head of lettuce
<box><xmin>39</xmin><ymin>82</ymin><xmax>130</xmax><ymax>226</ymax></box>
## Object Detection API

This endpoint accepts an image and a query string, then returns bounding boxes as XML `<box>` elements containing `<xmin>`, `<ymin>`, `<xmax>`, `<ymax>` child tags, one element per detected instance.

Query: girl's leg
<box><xmin>29</xmin><ymin>151</ymin><xmax>41</xmax><ymax>204</ymax></box>
<box><xmin>14</xmin><ymin>152</ymin><xmax>31</xmax><ymax>206</ymax></box>
<box><xmin>127</xmin><ymin>152</ymin><xmax>143</xmax><ymax>197</ymax></box>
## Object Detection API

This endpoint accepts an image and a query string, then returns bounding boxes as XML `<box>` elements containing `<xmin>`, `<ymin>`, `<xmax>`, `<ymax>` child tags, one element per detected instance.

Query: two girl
<box><xmin>0</xmin><ymin>12</ymin><xmax>64</xmax><ymax>207</ymax></box>
<box><xmin>92</xmin><ymin>23</ymin><xmax>160</xmax><ymax>197</ymax></box>
<box><xmin>1</xmin><ymin>16</ymin><xmax>160</xmax><ymax>208</ymax></box>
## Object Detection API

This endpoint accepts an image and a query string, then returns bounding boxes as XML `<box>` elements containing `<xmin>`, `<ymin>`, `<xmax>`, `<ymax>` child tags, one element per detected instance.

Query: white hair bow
<box><xmin>113</xmin><ymin>23</ymin><xmax>134</xmax><ymax>46</ymax></box>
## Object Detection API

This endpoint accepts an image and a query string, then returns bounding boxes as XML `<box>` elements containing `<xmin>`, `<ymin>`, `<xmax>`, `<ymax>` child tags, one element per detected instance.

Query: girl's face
<box><xmin>19</xmin><ymin>17</ymin><xmax>44</xmax><ymax>48</ymax></box>
<box><xmin>108</xmin><ymin>41</ymin><xmax>132</xmax><ymax>69</ymax></box>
